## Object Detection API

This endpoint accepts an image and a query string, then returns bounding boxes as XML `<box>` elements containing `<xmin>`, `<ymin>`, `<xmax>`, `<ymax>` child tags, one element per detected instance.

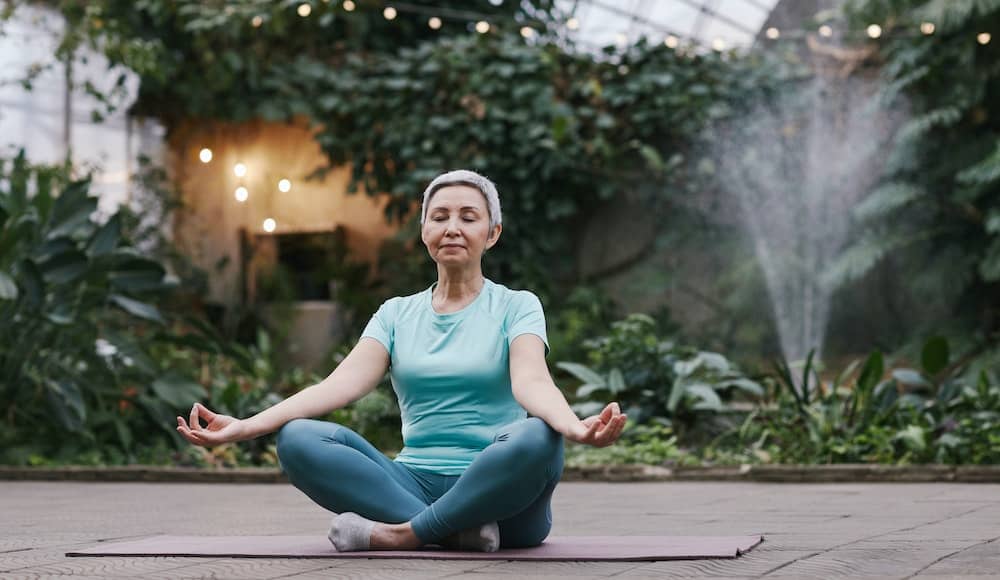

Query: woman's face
<box><xmin>421</xmin><ymin>185</ymin><xmax>501</xmax><ymax>268</ymax></box>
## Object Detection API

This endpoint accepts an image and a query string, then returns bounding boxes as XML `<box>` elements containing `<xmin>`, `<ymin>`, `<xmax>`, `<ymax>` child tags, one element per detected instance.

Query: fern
<box><xmin>854</xmin><ymin>182</ymin><xmax>925</xmax><ymax>222</ymax></box>
<box><xmin>824</xmin><ymin>228</ymin><xmax>944</xmax><ymax>287</ymax></box>
<box><xmin>894</xmin><ymin>106</ymin><xmax>964</xmax><ymax>147</ymax></box>
<box><xmin>957</xmin><ymin>140</ymin><xmax>1000</xmax><ymax>187</ymax></box>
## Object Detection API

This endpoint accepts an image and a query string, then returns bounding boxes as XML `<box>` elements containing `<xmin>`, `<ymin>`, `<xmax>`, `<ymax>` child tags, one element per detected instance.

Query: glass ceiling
<box><xmin>559</xmin><ymin>0</ymin><xmax>783</xmax><ymax>50</ymax></box>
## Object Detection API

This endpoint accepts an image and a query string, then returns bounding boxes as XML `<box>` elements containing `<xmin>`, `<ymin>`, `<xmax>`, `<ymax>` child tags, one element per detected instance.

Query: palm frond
<box><xmin>957</xmin><ymin>140</ymin><xmax>1000</xmax><ymax>187</ymax></box>
<box><xmin>854</xmin><ymin>181</ymin><xmax>925</xmax><ymax>222</ymax></box>
<box><xmin>894</xmin><ymin>106</ymin><xmax>964</xmax><ymax>148</ymax></box>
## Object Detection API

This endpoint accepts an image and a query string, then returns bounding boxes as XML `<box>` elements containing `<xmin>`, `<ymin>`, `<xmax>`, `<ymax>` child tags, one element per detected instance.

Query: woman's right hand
<box><xmin>176</xmin><ymin>402</ymin><xmax>248</xmax><ymax>447</ymax></box>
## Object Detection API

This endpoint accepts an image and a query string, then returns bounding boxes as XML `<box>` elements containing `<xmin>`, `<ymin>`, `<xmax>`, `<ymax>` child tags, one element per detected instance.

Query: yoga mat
<box><xmin>66</xmin><ymin>534</ymin><xmax>764</xmax><ymax>561</ymax></box>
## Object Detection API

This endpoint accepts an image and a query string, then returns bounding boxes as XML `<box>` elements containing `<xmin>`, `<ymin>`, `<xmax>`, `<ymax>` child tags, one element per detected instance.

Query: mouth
<box><xmin>440</xmin><ymin>244</ymin><xmax>465</xmax><ymax>249</ymax></box>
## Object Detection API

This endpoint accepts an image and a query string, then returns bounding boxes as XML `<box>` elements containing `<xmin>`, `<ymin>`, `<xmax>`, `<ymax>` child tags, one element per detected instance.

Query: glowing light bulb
<box><xmin>343</xmin><ymin>0</ymin><xmax>355</xmax><ymax>11</ymax></box>
<box><xmin>867</xmin><ymin>24</ymin><xmax>882</xmax><ymax>39</ymax></box>
<box><xmin>263</xmin><ymin>218</ymin><xmax>276</xmax><ymax>232</ymax></box>
<box><xmin>235</xmin><ymin>187</ymin><xmax>249</xmax><ymax>202</ymax></box>
<box><xmin>278</xmin><ymin>179</ymin><xmax>291</xmax><ymax>192</ymax></box>
<box><xmin>520</xmin><ymin>26</ymin><xmax>535</xmax><ymax>38</ymax></box>
<box><xmin>383</xmin><ymin>7</ymin><xmax>396</xmax><ymax>20</ymax></box>
<box><xmin>920</xmin><ymin>22</ymin><xmax>935</xmax><ymax>35</ymax></box>
<box><xmin>664</xmin><ymin>35</ymin><xmax>678</xmax><ymax>48</ymax></box>
<box><xmin>199</xmin><ymin>148</ymin><xmax>212</xmax><ymax>163</ymax></box>
<box><xmin>297</xmin><ymin>3</ymin><xmax>311</xmax><ymax>17</ymax></box>
<box><xmin>818</xmin><ymin>25</ymin><xmax>833</xmax><ymax>38</ymax></box>
<box><xmin>766</xmin><ymin>27</ymin><xmax>780</xmax><ymax>39</ymax></box>
<box><xmin>712</xmin><ymin>38</ymin><xmax>727</xmax><ymax>51</ymax></box>
<box><xmin>251</xmin><ymin>15</ymin><xmax>263</xmax><ymax>28</ymax></box>
<box><xmin>978</xmin><ymin>32</ymin><xmax>991</xmax><ymax>45</ymax></box>
<box><xmin>615</xmin><ymin>32</ymin><xmax>627</xmax><ymax>46</ymax></box>
<box><xmin>476</xmin><ymin>21</ymin><xmax>490</xmax><ymax>34</ymax></box>
<box><xmin>566</xmin><ymin>17</ymin><xmax>579</xmax><ymax>31</ymax></box>
<box><xmin>233</xmin><ymin>163</ymin><xmax>247</xmax><ymax>178</ymax></box>
<box><xmin>429</xmin><ymin>17</ymin><xmax>442</xmax><ymax>29</ymax></box>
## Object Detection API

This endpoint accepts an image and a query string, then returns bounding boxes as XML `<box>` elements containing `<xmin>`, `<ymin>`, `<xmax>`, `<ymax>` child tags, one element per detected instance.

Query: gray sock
<box><xmin>328</xmin><ymin>512</ymin><xmax>377</xmax><ymax>552</ymax></box>
<box><xmin>439</xmin><ymin>521</ymin><xmax>500</xmax><ymax>552</ymax></box>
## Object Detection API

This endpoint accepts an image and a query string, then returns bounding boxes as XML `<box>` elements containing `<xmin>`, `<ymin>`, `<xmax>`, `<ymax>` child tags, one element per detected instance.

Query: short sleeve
<box><xmin>507</xmin><ymin>291</ymin><xmax>550</xmax><ymax>356</ymax></box>
<box><xmin>360</xmin><ymin>298</ymin><xmax>395</xmax><ymax>355</ymax></box>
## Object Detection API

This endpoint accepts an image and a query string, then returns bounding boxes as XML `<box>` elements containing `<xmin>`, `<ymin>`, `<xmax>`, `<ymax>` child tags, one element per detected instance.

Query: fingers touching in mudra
<box><xmin>176</xmin><ymin>402</ymin><xmax>246</xmax><ymax>447</ymax></box>
<box><xmin>566</xmin><ymin>402</ymin><xmax>627</xmax><ymax>447</ymax></box>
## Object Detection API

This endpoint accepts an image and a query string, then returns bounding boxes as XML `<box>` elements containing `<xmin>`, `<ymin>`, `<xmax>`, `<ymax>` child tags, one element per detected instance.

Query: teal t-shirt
<box><xmin>360</xmin><ymin>277</ymin><xmax>549</xmax><ymax>475</ymax></box>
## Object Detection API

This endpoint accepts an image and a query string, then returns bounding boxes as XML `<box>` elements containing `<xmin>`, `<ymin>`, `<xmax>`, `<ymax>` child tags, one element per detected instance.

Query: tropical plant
<box><xmin>557</xmin><ymin>313</ymin><xmax>763</xmax><ymax>434</ymax></box>
<box><xmin>828</xmin><ymin>0</ymin><xmax>1000</xmax><ymax>356</ymax></box>
<box><xmin>728</xmin><ymin>336</ymin><xmax>1000</xmax><ymax>465</ymax></box>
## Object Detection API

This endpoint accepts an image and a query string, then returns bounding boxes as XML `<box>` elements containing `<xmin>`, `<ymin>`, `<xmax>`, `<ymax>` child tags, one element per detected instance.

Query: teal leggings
<box><xmin>275</xmin><ymin>417</ymin><xmax>564</xmax><ymax>548</ymax></box>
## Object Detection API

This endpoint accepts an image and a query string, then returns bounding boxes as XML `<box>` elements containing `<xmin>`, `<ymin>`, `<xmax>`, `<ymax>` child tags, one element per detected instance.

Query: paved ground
<box><xmin>1</xmin><ymin>480</ymin><xmax>999</xmax><ymax>579</ymax></box>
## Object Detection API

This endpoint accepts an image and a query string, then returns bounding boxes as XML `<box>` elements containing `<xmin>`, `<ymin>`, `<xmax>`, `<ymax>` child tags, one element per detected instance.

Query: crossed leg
<box><xmin>276</xmin><ymin>417</ymin><xmax>564</xmax><ymax>550</ymax></box>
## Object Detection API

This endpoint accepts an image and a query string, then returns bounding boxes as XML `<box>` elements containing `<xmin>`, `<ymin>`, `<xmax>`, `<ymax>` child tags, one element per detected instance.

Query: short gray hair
<box><xmin>420</xmin><ymin>169</ymin><xmax>502</xmax><ymax>230</ymax></box>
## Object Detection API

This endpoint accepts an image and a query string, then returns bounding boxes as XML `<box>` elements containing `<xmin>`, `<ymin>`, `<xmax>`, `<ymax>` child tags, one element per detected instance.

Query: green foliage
<box><xmin>13</xmin><ymin>0</ymin><xmax>772</xmax><ymax>299</ymax></box>
<box><xmin>832</xmin><ymin>0</ymin><xmax>1000</xmax><ymax>346</ymax></box>
<box><xmin>563</xmin><ymin>422</ymin><xmax>689</xmax><ymax>467</ymax></box>
<box><xmin>0</xmin><ymin>151</ymin><xmax>179</xmax><ymax>457</ymax></box>
<box><xmin>723</xmin><ymin>337</ymin><xmax>1000</xmax><ymax>465</ymax></box>
<box><xmin>557</xmin><ymin>313</ymin><xmax>762</xmax><ymax>433</ymax></box>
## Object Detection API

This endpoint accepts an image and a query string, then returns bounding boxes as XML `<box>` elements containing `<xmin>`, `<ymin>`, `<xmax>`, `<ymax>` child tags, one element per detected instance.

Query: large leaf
<box><xmin>86</xmin><ymin>213</ymin><xmax>121</xmax><ymax>256</ymax></box>
<box><xmin>39</xmin><ymin>250</ymin><xmax>89</xmax><ymax>285</ymax></box>
<box><xmin>46</xmin><ymin>180</ymin><xmax>98</xmax><ymax>240</ymax></box>
<box><xmin>0</xmin><ymin>270</ymin><xmax>17</xmax><ymax>300</ymax></box>
<box><xmin>109</xmin><ymin>294</ymin><xmax>165</xmax><ymax>324</ymax></box>
<box><xmin>150</xmin><ymin>373</ymin><xmax>205</xmax><ymax>409</ymax></box>
<box><xmin>921</xmin><ymin>336</ymin><xmax>950</xmax><ymax>375</ymax></box>
<box><xmin>45</xmin><ymin>378</ymin><xmax>87</xmax><ymax>433</ymax></box>
<box><xmin>108</xmin><ymin>258</ymin><xmax>167</xmax><ymax>292</ymax></box>
<box><xmin>555</xmin><ymin>361</ymin><xmax>606</xmax><ymax>386</ymax></box>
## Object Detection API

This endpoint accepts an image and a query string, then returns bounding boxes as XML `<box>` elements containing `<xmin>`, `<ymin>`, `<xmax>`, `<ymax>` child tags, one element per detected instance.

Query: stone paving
<box><xmin>1</xmin><ymin>480</ymin><xmax>999</xmax><ymax>579</ymax></box>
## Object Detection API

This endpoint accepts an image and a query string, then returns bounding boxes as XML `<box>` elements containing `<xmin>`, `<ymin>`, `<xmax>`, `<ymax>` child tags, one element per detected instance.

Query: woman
<box><xmin>176</xmin><ymin>169</ymin><xmax>627</xmax><ymax>553</ymax></box>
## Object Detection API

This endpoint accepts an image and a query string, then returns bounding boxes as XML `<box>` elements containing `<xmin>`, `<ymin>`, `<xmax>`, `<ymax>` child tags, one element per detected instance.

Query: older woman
<box><xmin>176</xmin><ymin>169</ymin><xmax>627</xmax><ymax>552</ymax></box>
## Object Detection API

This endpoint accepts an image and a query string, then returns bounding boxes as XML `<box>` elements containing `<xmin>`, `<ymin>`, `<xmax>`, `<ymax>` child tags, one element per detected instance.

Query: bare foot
<box><xmin>369</xmin><ymin>522</ymin><xmax>423</xmax><ymax>550</ymax></box>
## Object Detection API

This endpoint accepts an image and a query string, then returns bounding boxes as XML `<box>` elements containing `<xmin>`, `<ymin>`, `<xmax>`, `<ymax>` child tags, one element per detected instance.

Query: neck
<box><xmin>433</xmin><ymin>266</ymin><xmax>485</xmax><ymax>302</ymax></box>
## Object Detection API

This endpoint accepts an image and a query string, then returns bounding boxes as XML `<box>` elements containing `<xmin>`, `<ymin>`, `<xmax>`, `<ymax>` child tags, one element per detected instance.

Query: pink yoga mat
<box><xmin>66</xmin><ymin>534</ymin><xmax>764</xmax><ymax>561</ymax></box>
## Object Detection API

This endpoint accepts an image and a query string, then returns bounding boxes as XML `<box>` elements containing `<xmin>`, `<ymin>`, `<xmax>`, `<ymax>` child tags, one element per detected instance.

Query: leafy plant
<box><xmin>557</xmin><ymin>313</ymin><xmax>763</xmax><ymax>433</ymax></box>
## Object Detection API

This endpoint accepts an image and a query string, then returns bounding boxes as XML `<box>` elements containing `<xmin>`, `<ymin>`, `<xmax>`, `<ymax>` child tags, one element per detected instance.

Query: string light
<box><xmin>920</xmin><ymin>22</ymin><xmax>935</xmax><ymax>35</ymax></box>
<box><xmin>297</xmin><ymin>3</ymin><xmax>311</xmax><ymax>17</ymax></box>
<box><xmin>566</xmin><ymin>17</ymin><xmax>579</xmax><ymax>31</ymax></box>
<box><xmin>263</xmin><ymin>218</ymin><xmax>276</xmax><ymax>232</ymax></box>
<box><xmin>664</xmin><ymin>35</ymin><xmax>679</xmax><ymax>48</ymax></box>
<box><xmin>343</xmin><ymin>0</ymin><xmax>355</xmax><ymax>11</ymax></box>
<box><xmin>199</xmin><ymin>148</ymin><xmax>212</xmax><ymax>163</ymax></box>
<box><xmin>234</xmin><ymin>187</ymin><xmax>249</xmax><ymax>202</ymax></box>
<box><xmin>978</xmin><ymin>32</ymin><xmax>991</xmax><ymax>45</ymax></box>
<box><xmin>251</xmin><ymin>15</ymin><xmax>263</xmax><ymax>28</ymax></box>
<box><xmin>383</xmin><ymin>7</ymin><xmax>396</xmax><ymax>20</ymax></box>
<box><xmin>429</xmin><ymin>17</ymin><xmax>442</xmax><ymax>29</ymax></box>
<box><xmin>233</xmin><ymin>163</ymin><xmax>247</xmax><ymax>178</ymax></box>
<box><xmin>766</xmin><ymin>27</ymin><xmax>780</xmax><ymax>39</ymax></box>
<box><xmin>520</xmin><ymin>26</ymin><xmax>535</xmax><ymax>39</ymax></box>
<box><xmin>615</xmin><ymin>32</ymin><xmax>628</xmax><ymax>46</ymax></box>
<box><xmin>475</xmin><ymin>21</ymin><xmax>490</xmax><ymax>34</ymax></box>
<box><xmin>818</xmin><ymin>25</ymin><xmax>833</xmax><ymax>38</ymax></box>
<box><xmin>712</xmin><ymin>38</ymin><xmax>726</xmax><ymax>51</ymax></box>
<box><xmin>867</xmin><ymin>24</ymin><xmax>882</xmax><ymax>39</ymax></box>
<box><xmin>278</xmin><ymin>179</ymin><xmax>291</xmax><ymax>192</ymax></box>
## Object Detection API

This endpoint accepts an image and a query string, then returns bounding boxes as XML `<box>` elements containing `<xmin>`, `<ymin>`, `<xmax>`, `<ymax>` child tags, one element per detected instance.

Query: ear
<box><xmin>486</xmin><ymin>223</ymin><xmax>502</xmax><ymax>249</ymax></box>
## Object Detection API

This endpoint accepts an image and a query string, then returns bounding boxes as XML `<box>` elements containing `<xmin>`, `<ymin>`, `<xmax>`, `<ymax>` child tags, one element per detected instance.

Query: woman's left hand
<box><xmin>564</xmin><ymin>402</ymin><xmax>627</xmax><ymax>447</ymax></box>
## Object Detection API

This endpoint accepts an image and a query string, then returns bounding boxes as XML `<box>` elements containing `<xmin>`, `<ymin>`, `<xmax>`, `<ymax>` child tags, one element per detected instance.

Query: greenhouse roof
<box><xmin>561</xmin><ymin>0</ymin><xmax>782</xmax><ymax>50</ymax></box>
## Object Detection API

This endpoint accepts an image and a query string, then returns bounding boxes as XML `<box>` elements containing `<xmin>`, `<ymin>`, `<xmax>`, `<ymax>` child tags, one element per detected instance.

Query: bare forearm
<box><xmin>514</xmin><ymin>379</ymin><xmax>581</xmax><ymax>436</ymax></box>
<box><xmin>241</xmin><ymin>379</ymin><xmax>360</xmax><ymax>439</ymax></box>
